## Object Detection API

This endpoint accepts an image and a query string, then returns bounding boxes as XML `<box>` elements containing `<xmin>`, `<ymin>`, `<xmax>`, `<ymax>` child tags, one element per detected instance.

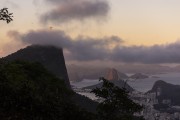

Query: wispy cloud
<box><xmin>40</xmin><ymin>0</ymin><xmax>110</xmax><ymax>24</ymax></box>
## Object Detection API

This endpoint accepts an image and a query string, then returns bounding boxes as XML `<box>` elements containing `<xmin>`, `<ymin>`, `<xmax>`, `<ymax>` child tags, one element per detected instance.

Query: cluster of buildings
<box><xmin>131</xmin><ymin>90</ymin><xmax>180</xmax><ymax>120</ymax></box>
<box><xmin>73</xmin><ymin>85</ymin><xmax>180</xmax><ymax>120</ymax></box>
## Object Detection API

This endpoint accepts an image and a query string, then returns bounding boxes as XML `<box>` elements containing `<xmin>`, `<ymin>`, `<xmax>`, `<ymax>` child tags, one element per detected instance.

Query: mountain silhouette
<box><xmin>2</xmin><ymin>45</ymin><xmax>70</xmax><ymax>88</ymax></box>
<box><xmin>148</xmin><ymin>80</ymin><xmax>180</xmax><ymax>105</ymax></box>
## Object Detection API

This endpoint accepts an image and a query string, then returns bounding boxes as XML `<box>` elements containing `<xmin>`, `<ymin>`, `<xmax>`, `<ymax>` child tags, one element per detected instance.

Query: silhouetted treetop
<box><xmin>0</xmin><ymin>8</ymin><xmax>13</xmax><ymax>23</ymax></box>
<box><xmin>91</xmin><ymin>77</ymin><xmax>144</xmax><ymax>120</ymax></box>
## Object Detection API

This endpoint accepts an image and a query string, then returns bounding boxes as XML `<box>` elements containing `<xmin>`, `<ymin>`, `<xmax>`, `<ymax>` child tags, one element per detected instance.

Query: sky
<box><xmin>1</xmin><ymin>0</ymin><xmax>180</xmax><ymax>65</ymax></box>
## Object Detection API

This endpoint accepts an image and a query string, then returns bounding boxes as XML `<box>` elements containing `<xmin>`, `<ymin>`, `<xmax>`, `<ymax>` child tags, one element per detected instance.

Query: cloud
<box><xmin>45</xmin><ymin>0</ymin><xmax>78</xmax><ymax>4</ymax></box>
<box><xmin>3</xmin><ymin>0</ymin><xmax>19</xmax><ymax>9</ymax></box>
<box><xmin>40</xmin><ymin>0</ymin><xmax>109</xmax><ymax>24</ymax></box>
<box><xmin>8</xmin><ymin>30</ymin><xmax>180</xmax><ymax>64</ymax></box>
<box><xmin>7</xmin><ymin>30</ymin><xmax>122</xmax><ymax>61</ymax></box>
<box><xmin>111</xmin><ymin>43</ymin><xmax>180</xmax><ymax>64</ymax></box>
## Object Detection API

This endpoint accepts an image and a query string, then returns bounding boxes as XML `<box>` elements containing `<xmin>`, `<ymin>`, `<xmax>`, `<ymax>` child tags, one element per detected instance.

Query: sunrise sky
<box><xmin>1</xmin><ymin>0</ymin><xmax>180</xmax><ymax>64</ymax></box>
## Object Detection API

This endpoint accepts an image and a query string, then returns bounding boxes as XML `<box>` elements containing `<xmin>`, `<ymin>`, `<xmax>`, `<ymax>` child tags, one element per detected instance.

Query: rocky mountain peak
<box><xmin>2</xmin><ymin>45</ymin><xmax>71</xmax><ymax>88</ymax></box>
<box><xmin>105</xmin><ymin>68</ymin><xmax>119</xmax><ymax>81</ymax></box>
<box><xmin>105</xmin><ymin>68</ymin><xmax>128</xmax><ymax>81</ymax></box>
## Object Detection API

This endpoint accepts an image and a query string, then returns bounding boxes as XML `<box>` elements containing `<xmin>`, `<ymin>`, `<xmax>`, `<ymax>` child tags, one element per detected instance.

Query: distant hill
<box><xmin>130</xmin><ymin>73</ymin><xmax>148</xmax><ymax>79</ymax></box>
<box><xmin>148</xmin><ymin>80</ymin><xmax>180</xmax><ymax>105</ymax></box>
<box><xmin>83</xmin><ymin>80</ymin><xmax>134</xmax><ymax>92</ymax></box>
<box><xmin>105</xmin><ymin>68</ymin><xmax>119</xmax><ymax>81</ymax></box>
<box><xmin>2</xmin><ymin>45</ymin><xmax>70</xmax><ymax>88</ymax></box>
<box><xmin>105</xmin><ymin>68</ymin><xmax>128</xmax><ymax>81</ymax></box>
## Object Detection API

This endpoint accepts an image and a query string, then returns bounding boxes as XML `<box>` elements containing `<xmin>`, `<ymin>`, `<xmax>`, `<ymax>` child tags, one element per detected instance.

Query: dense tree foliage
<box><xmin>0</xmin><ymin>61</ymin><xmax>94</xmax><ymax>120</ymax></box>
<box><xmin>91</xmin><ymin>77</ymin><xmax>144</xmax><ymax>120</ymax></box>
<box><xmin>0</xmin><ymin>61</ymin><xmax>69</xmax><ymax>119</ymax></box>
<box><xmin>0</xmin><ymin>8</ymin><xmax>13</xmax><ymax>23</ymax></box>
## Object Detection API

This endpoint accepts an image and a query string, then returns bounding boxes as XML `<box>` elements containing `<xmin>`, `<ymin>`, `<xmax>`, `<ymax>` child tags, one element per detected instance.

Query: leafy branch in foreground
<box><xmin>91</xmin><ymin>77</ymin><xmax>144</xmax><ymax>120</ymax></box>
<box><xmin>0</xmin><ymin>8</ymin><xmax>13</xmax><ymax>23</ymax></box>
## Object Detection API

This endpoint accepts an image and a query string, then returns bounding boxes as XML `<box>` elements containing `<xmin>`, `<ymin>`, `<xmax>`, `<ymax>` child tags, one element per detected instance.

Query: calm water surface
<box><xmin>71</xmin><ymin>72</ymin><xmax>180</xmax><ymax>93</ymax></box>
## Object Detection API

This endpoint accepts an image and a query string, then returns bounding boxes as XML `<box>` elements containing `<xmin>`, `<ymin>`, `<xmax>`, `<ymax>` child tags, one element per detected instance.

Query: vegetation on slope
<box><xmin>0</xmin><ymin>60</ymin><xmax>144</xmax><ymax>120</ymax></box>
<box><xmin>0</xmin><ymin>61</ymin><xmax>95</xmax><ymax>120</ymax></box>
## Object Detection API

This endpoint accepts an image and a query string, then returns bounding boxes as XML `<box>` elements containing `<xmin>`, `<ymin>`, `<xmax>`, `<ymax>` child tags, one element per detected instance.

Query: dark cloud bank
<box><xmin>8</xmin><ymin>30</ymin><xmax>180</xmax><ymax>64</ymax></box>
<box><xmin>40</xmin><ymin>0</ymin><xmax>109</xmax><ymax>24</ymax></box>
